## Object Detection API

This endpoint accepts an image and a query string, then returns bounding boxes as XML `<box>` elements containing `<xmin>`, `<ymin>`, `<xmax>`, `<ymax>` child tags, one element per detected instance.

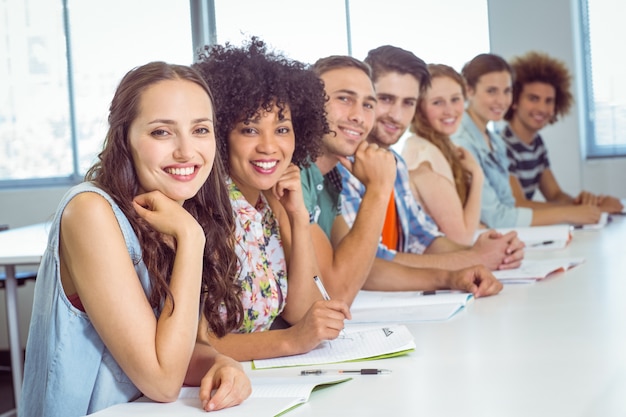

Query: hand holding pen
<box><xmin>313</xmin><ymin>275</ymin><xmax>350</xmax><ymax>338</ymax></box>
<box><xmin>282</xmin><ymin>277</ymin><xmax>351</xmax><ymax>354</ymax></box>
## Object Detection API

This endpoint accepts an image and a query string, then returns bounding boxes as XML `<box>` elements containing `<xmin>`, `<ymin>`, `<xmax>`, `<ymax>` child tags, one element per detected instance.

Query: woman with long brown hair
<box><xmin>21</xmin><ymin>62</ymin><xmax>250</xmax><ymax>417</ymax></box>
<box><xmin>402</xmin><ymin>64</ymin><xmax>484</xmax><ymax>244</ymax></box>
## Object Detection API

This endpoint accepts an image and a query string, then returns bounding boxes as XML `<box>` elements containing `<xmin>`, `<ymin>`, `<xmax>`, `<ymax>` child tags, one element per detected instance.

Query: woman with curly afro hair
<box><xmin>501</xmin><ymin>51</ymin><xmax>623</xmax><ymax>214</ymax></box>
<box><xmin>193</xmin><ymin>37</ymin><xmax>351</xmax><ymax>361</ymax></box>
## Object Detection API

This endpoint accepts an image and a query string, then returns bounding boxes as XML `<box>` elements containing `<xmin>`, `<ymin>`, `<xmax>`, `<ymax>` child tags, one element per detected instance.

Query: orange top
<box><xmin>381</xmin><ymin>191</ymin><xmax>399</xmax><ymax>250</ymax></box>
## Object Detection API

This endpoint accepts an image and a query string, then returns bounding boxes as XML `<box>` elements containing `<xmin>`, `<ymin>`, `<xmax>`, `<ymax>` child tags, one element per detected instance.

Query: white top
<box><xmin>401</xmin><ymin>134</ymin><xmax>454</xmax><ymax>205</ymax></box>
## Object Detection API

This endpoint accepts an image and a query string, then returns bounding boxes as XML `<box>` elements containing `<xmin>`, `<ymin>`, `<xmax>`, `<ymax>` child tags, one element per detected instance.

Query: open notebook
<box><xmin>252</xmin><ymin>324</ymin><xmax>415</xmax><ymax>370</ymax></box>
<box><xmin>349</xmin><ymin>290</ymin><xmax>473</xmax><ymax>323</ymax></box>
<box><xmin>85</xmin><ymin>375</ymin><xmax>351</xmax><ymax>417</ymax></box>
<box><xmin>492</xmin><ymin>257</ymin><xmax>585</xmax><ymax>283</ymax></box>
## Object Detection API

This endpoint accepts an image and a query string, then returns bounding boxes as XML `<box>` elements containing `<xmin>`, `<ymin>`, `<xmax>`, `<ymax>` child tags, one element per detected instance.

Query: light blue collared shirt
<box><xmin>451</xmin><ymin>112</ymin><xmax>532</xmax><ymax>228</ymax></box>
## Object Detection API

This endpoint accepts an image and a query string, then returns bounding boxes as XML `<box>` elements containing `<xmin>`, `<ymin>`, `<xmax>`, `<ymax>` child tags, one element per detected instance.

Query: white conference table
<box><xmin>240</xmin><ymin>215</ymin><xmax>626</xmax><ymax>417</ymax></box>
<box><xmin>6</xmin><ymin>217</ymin><xmax>626</xmax><ymax>416</ymax></box>
<box><xmin>0</xmin><ymin>222</ymin><xmax>50</xmax><ymax>408</ymax></box>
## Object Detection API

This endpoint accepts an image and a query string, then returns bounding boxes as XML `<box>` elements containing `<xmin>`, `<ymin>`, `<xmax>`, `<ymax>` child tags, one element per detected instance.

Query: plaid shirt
<box><xmin>338</xmin><ymin>149</ymin><xmax>442</xmax><ymax>260</ymax></box>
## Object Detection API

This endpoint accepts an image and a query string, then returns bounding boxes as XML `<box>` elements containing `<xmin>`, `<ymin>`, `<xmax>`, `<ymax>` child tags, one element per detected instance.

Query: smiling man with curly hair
<box><xmin>501</xmin><ymin>51</ymin><xmax>623</xmax><ymax>213</ymax></box>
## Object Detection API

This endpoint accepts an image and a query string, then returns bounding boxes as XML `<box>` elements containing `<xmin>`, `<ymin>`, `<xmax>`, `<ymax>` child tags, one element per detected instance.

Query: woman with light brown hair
<box><xmin>402</xmin><ymin>64</ymin><xmax>484</xmax><ymax>244</ymax></box>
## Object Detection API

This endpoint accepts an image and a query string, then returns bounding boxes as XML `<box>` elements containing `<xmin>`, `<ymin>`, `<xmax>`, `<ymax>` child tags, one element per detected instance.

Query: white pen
<box><xmin>313</xmin><ymin>275</ymin><xmax>347</xmax><ymax>338</ymax></box>
<box><xmin>313</xmin><ymin>275</ymin><xmax>332</xmax><ymax>301</ymax></box>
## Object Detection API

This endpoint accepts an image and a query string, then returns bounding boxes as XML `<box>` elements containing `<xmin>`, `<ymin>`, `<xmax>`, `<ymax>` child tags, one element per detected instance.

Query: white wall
<box><xmin>1</xmin><ymin>0</ymin><xmax>625</xmax><ymax>350</ymax></box>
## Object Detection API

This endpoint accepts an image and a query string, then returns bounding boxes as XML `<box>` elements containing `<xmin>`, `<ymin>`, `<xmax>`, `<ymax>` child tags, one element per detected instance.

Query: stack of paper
<box><xmin>492</xmin><ymin>257</ymin><xmax>585</xmax><ymax>283</ymax></box>
<box><xmin>252</xmin><ymin>325</ymin><xmax>415</xmax><ymax>369</ymax></box>
<box><xmin>349</xmin><ymin>290</ymin><xmax>473</xmax><ymax>323</ymax></box>
<box><xmin>85</xmin><ymin>375</ymin><xmax>352</xmax><ymax>417</ymax></box>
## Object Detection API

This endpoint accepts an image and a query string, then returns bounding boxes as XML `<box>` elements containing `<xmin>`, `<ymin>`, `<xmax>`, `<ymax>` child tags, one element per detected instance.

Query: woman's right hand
<box><xmin>287</xmin><ymin>300</ymin><xmax>351</xmax><ymax>354</ymax></box>
<box><xmin>198</xmin><ymin>354</ymin><xmax>252</xmax><ymax>412</ymax></box>
<box><xmin>133</xmin><ymin>190</ymin><xmax>204</xmax><ymax>242</ymax></box>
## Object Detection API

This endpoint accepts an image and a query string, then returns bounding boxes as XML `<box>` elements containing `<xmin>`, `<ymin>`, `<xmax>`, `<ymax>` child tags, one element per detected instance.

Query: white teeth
<box><xmin>167</xmin><ymin>167</ymin><xmax>194</xmax><ymax>176</ymax></box>
<box><xmin>342</xmin><ymin>128</ymin><xmax>361</xmax><ymax>137</ymax></box>
<box><xmin>253</xmin><ymin>161</ymin><xmax>278</xmax><ymax>170</ymax></box>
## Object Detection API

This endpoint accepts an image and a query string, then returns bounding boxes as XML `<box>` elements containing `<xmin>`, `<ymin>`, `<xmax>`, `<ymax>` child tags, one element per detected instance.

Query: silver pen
<box><xmin>313</xmin><ymin>275</ymin><xmax>347</xmax><ymax>338</ymax></box>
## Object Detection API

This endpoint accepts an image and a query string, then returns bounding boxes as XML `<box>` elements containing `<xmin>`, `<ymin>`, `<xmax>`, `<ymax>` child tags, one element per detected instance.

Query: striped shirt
<box><xmin>501</xmin><ymin>124</ymin><xmax>550</xmax><ymax>200</ymax></box>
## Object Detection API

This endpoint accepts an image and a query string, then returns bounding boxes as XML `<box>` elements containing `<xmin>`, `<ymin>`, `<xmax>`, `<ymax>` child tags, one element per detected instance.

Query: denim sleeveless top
<box><xmin>20</xmin><ymin>182</ymin><xmax>153</xmax><ymax>417</ymax></box>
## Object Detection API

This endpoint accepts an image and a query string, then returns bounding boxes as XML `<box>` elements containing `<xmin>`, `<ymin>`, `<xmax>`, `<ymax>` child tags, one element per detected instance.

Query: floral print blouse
<box><xmin>227</xmin><ymin>178</ymin><xmax>288</xmax><ymax>332</ymax></box>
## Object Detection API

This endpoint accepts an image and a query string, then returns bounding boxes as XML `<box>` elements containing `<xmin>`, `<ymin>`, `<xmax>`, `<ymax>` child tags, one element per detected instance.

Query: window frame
<box><xmin>579</xmin><ymin>0</ymin><xmax>626</xmax><ymax>158</ymax></box>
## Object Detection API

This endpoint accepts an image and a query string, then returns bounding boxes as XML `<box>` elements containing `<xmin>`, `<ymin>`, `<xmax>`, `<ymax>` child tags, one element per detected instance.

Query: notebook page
<box><xmin>350</xmin><ymin>291</ymin><xmax>473</xmax><ymax>323</ymax></box>
<box><xmin>253</xmin><ymin>325</ymin><xmax>415</xmax><ymax>369</ymax></box>
<box><xmin>180</xmin><ymin>377</ymin><xmax>345</xmax><ymax>400</ymax></box>
<box><xmin>492</xmin><ymin>257</ymin><xmax>585</xmax><ymax>281</ymax></box>
<box><xmin>86</xmin><ymin>376</ymin><xmax>351</xmax><ymax>417</ymax></box>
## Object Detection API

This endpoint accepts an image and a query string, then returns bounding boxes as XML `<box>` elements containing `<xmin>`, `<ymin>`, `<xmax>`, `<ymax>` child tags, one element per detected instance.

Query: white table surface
<box><xmin>241</xmin><ymin>216</ymin><xmax>626</xmax><ymax>417</ymax></box>
<box><xmin>0</xmin><ymin>222</ymin><xmax>50</xmax><ymax>409</ymax></box>
<box><xmin>0</xmin><ymin>222</ymin><xmax>50</xmax><ymax>265</ymax></box>
<box><xmin>9</xmin><ymin>218</ymin><xmax>626</xmax><ymax>417</ymax></box>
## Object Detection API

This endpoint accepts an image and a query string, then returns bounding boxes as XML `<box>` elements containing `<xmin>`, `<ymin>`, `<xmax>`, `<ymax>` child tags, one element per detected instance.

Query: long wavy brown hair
<box><xmin>410</xmin><ymin>64</ymin><xmax>472</xmax><ymax>205</ymax></box>
<box><xmin>85</xmin><ymin>61</ymin><xmax>242</xmax><ymax>337</ymax></box>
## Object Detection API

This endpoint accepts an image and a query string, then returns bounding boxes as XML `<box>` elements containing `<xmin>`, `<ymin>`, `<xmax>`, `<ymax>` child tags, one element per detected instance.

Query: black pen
<box><xmin>300</xmin><ymin>369</ymin><xmax>392</xmax><ymax>375</ymax></box>
<box><xmin>530</xmin><ymin>240</ymin><xmax>554</xmax><ymax>247</ymax></box>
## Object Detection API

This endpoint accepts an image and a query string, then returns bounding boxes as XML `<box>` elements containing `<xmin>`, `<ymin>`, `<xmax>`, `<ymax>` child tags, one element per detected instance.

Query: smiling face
<box><xmin>319</xmin><ymin>67</ymin><xmax>377</xmax><ymax>161</ymax></box>
<box><xmin>129</xmin><ymin>78</ymin><xmax>216</xmax><ymax>204</ymax></box>
<box><xmin>227</xmin><ymin>105</ymin><xmax>295</xmax><ymax>203</ymax></box>
<box><xmin>510</xmin><ymin>81</ymin><xmax>556</xmax><ymax>139</ymax></box>
<box><xmin>466</xmin><ymin>70</ymin><xmax>512</xmax><ymax>128</ymax></box>
<box><xmin>422</xmin><ymin>75</ymin><xmax>466</xmax><ymax>136</ymax></box>
<box><xmin>368</xmin><ymin>71</ymin><xmax>420</xmax><ymax>148</ymax></box>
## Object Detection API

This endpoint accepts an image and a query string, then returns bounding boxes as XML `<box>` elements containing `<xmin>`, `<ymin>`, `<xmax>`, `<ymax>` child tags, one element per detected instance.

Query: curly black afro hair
<box><xmin>194</xmin><ymin>37</ymin><xmax>329</xmax><ymax>171</ymax></box>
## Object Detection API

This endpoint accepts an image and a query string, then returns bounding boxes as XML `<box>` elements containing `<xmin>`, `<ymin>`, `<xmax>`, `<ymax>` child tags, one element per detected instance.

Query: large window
<box><xmin>0</xmin><ymin>0</ymin><xmax>192</xmax><ymax>187</ymax></box>
<box><xmin>1</xmin><ymin>0</ymin><xmax>71</xmax><ymax>183</ymax></box>
<box><xmin>581</xmin><ymin>0</ymin><xmax>626</xmax><ymax>157</ymax></box>
<box><xmin>209</xmin><ymin>0</ymin><xmax>490</xmax><ymax>151</ymax></box>
<box><xmin>0</xmin><ymin>0</ymin><xmax>489</xmax><ymax>187</ymax></box>
<box><xmin>212</xmin><ymin>0</ymin><xmax>489</xmax><ymax>70</ymax></box>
